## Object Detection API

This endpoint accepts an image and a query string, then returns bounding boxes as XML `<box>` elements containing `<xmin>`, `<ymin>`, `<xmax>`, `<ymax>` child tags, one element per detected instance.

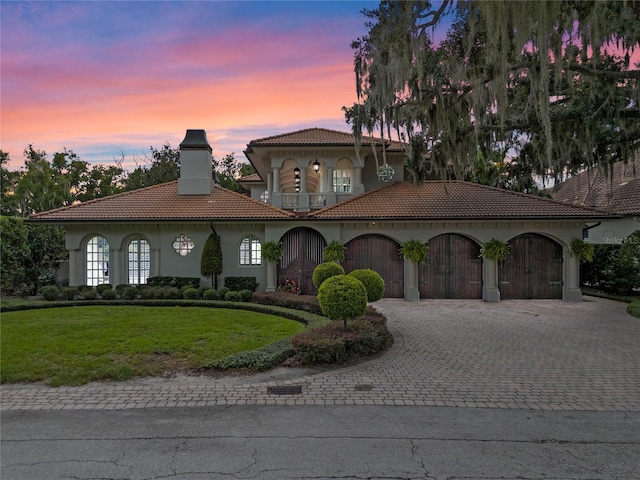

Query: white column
<box><xmin>326</xmin><ymin>167</ymin><xmax>334</xmax><ymax>192</ymax></box>
<box><xmin>153</xmin><ymin>249</ymin><xmax>161</xmax><ymax>277</ymax></box>
<box><xmin>273</xmin><ymin>167</ymin><xmax>280</xmax><ymax>193</ymax></box>
<box><xmin>266</xmin><ymin>261</ymin><xmax>276</xmax><ymax>292</ymax></box>
<box><xmin>483</xmin><ymin>258</ymin><xmax>500</xmax><ymax>302</ymax></box>
<box><xmin>68</xmin><ymin>249</ymin><xmax>79</xmax><ymax>286</ymax></box>
<box><xmin>267</xmin><ymin>172</ymin><xmax>273</xmax><ymax>195</ymax></box>
<box><xmin>110</xmin><ymin>248</ymin><xmax>121</xmax><ymax>286</ymax></box>
<box><xmin>300</xmin><ymin>168</ymin><xmax>307</xmax><ymax>193</ymax></box>
<box><xmin>564</xmin><ymin>249</ymin><xmax>582</xmax><ymax>301</ymax></box>
<box><xmin>404</xmin><ymin>259</ymin><xmax>420</xmax><ymax>301</ymax></box>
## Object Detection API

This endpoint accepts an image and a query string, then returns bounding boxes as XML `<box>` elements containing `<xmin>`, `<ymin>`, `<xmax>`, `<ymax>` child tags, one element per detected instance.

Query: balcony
<box><xmin>273</xmin><ymin>192</ymin><xmax>349</xmax><ymax>211</ymax></box>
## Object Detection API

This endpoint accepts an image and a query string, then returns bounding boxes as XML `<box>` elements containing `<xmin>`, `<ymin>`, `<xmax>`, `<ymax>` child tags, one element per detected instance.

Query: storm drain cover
<box><xmin>267</xmin><ymin>385</ymin><xmax>302</xmax><ymax>395</ymax></box>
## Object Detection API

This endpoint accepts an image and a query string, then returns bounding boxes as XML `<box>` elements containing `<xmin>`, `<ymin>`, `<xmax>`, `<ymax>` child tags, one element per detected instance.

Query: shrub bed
<box><xmin>224</xmin><ymin>277</ymin><xmax>259</xmax><ymax>292</ymax></box>
<box><xmin>253</xmin><ymin>292</ymin><xmax>322</xmax><ymax>314</ymax></box>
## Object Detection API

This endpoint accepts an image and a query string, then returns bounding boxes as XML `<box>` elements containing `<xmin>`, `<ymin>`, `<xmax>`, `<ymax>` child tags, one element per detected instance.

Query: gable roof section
<box><xmin>29</xmin><ymin>182</ymin><xmax>294</xmax><ymax>222</ymax></box>
<box><xmin>248</xmin><ymin>127</ymin><xmax>405</xmax><ymax>151</ymax></box>
<box><xmin>550</xmin><ymin>156</ymin><xmax>640</xmax><ymax>215</ymax></box>
<box><xmin>309</xmin><ymin>181</ymin><xmax>610</xmax><ymax>220</ymax></box>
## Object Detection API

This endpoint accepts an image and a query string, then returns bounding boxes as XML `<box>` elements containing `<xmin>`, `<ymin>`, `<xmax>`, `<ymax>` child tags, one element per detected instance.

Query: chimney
<box><xmin>178</xmin><ymin>129</ymin><xmax>215</xmax><ymax>195</ymax></box>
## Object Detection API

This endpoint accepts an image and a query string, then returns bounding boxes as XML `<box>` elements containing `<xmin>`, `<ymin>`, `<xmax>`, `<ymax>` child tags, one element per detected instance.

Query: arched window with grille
<box><xmin>239</xmin><ymin>235</ymin><xmax>262</xmax><ymax>266</ymax></box>
<box><xmin>86</xmin><ymin>235</ymin><xmax>109</xmax><ymax>286</ymax></box>
<box><xmin>127</xmin><ymin>236</ymin><xmax>150</xmax><ymax>285</ymax></box>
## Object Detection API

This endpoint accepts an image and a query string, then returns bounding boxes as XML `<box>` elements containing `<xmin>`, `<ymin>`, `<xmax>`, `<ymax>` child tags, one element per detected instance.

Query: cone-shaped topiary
<box><xmin>201</xmin><ymin>231</ymin><xmax>223</xmax><ymax>289</ymax></box>
<box><xmin>348</xmin><ymin>269</ymin><xmax>385</xmax><ymax>302</ymax></box>
<box><xmin>317</xmin><ymin>274</ymin><xmax>367</xmax><ymax>329</ymax></box>
<box><xmin>312</xmin><ymin>262</ymin><xmax>345</xmax><ymax>289</ymax></box>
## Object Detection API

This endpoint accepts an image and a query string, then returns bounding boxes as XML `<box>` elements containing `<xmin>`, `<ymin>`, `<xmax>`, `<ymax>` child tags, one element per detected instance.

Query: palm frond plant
<box><xmin>480</xmin><ymin>239</ymin><xmax>510</xmax><ymax>266</ymax></box>
<box><xmin>323</xmin><ymin>240</ymin><xmax>346</xmax><ymax>263</ymax></box>
<box><xmin>262</xmin><ymin>241</ymin><xmax>283</xmax><ymax>263</ymax></box>
<box><xmin>570</xmin><ymin>238</ymin><xmax>595</xmax><ymax>263</ymax></box>
<box><xmin>398</xmin><ymin>239</ymin><xmax>428</xmax><ymax>264</ymax></box>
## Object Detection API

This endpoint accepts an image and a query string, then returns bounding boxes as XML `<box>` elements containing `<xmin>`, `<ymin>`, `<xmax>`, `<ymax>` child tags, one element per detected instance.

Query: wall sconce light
<box><xmin>312</xmin><ymin>160</ymin><xmax>320</xmax><ymax>172</ymax></box>
<box><xmin>293</xmin><ymin>167</ymin><xmax>301</xmax><ymax>178</ymax></box>
<box><xmin>295</xmin><ymin>177</ymin><xmax>301</xmax><ymax>185</ymax></box>
<box><xmin>295</xmin><ymin>185</ymin><xmax>300</xmax><ymax>192</ymax></box>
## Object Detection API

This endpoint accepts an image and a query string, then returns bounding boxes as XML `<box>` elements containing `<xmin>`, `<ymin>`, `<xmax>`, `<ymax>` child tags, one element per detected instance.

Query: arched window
<box><xmin>86</xmin><ymin>235</ymin><xmax>109</xmax><ymax>286</ymax></box>
<box><xmin>239</xmin><ymin>235</ymin><xmax>261</xmax><ymax>266</ymax></box>
<box><xmin>128</xmin><ymin>237</ymin><xmax>150</xmax><ymax>285</ymax></box>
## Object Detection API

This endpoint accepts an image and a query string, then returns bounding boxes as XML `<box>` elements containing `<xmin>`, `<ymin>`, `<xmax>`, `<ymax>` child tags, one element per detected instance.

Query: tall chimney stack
<box><xmin>178</xmin><ymin>129</ymin><xmax>215</xmax><ymax>195</ymax></box>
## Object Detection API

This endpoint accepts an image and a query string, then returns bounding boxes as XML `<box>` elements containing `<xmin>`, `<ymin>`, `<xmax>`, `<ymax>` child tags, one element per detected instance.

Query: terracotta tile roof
<box><xmin>249</xmin><ymin>127</ymin><xmax>405</xmax><ymax>151</ymax></box>
<box><xmin>309</xmin><ymin>181</ymin><xmax>611</xmax><ymax>220</ymax></box>
<box><xmin>550</xmin><ymin>156</ymin><xmax>640</xmax><ymax>215</ymax></box>
<box><xmin>29</xmin><ymin>182</ymin><xmax>294</xmax><ymax>222</ymax></box>
<box><xmin>238</xmin><ymin>173</ymin><xmax>263</xmax><ymax>182</ymax></box>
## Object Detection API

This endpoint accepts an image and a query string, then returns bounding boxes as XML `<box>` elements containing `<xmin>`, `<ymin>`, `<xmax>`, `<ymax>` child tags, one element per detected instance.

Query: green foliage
<box><xmin>209</xmin><ymin>338</ymin><xmax>295</xmax><ymax>371</ymax></box>
<box><xmin>224</xmin><ymin>291</ymin><xmax>242</xmax><ymax>302</ymax></box>
<box><xmin>399</xmin><ymin>239</ymin><xmax>428</xmax><ymax>263</ymax></box>
<box><xmin>277</xmin><ymin>279</ymin><xmax>301</xmax><ymax>295</ymax></box>
<box><xmin>201</xmin><ymin>232</ymin><xmax>223</xmax><ymax>289</ymax></box>
<box><xmin>317</xmin><ymin>275</ymin><xmax>367</xmax><ymax>328</ymax></box>
<box><xmin>82</xmin><ymin>288</ymin><xmax>97</xmax><ymax>300</ymax></box>
<box><xmin>218</xmin><ymin>286</ymin><xmax>230</xmax><ymax>297</ymax></box>
<box><xmin>570</xmin><ymin>238</ymin><xmax>595</xmax><ymax>263</ymax></box>
<box><xmin>96</xmin><ymin>283</ymin><xmax>113</xmax><ymax>295</ymax></box>
<box><xmin>348</xmin><ymin>269</ymin><xmax>385</xmax><ymax>302</ymax></box>
<box><xmin>202</xmin><ymin>289</ymin><xmax>219</xmax><ymax>301</ymax></box>
<box><xmin>212</xmin><ymin>153</ymin><xmax>252</xmax><ymax>192</ymax></box>
<box><xmin>197</xmin><ymin>285</ymin><xmax>209</xmax><ymax>299</ymax></box>
<box><xmin>628</xmin><ymin>302</ymin><xmax>640</xmax><ymax>319</ymax></box>
<box><xmin>580</xmin><ymin>236</ymin><xmax>640</xmax><ymax>295</ymax></box>
<box><xmin>162</xmin><ymin>287</ymin><xmax>183</xmax><ymax>299</ymax></box>
<box><xmin>323</xmin><ymin>240</ymin><xmax>346</xmax><ymax>263</ymax></box>
<box><xmin>312</xmin><ymin>262</ymin><xmax>345</xmax><ymax>289</ymax></box>
<box><xmin>61</xmin><ymin>287</ymin><xmax>79</xmax><ymax>301</ymax></box>
<box><xmin>224</xmin><ymin>277</ymin><xmax>259</xmax><ymax>292</ymax></box>
<box><xmin>121</xmin><ymin>286</ymin><xmax>138</xmax><ymax>300</ymax></box>
<box><xmin>122</xmin><ymin>143</ymin><xmax>179</xmax><ymax>192</ymax></box>
<box><xmin>182</xmin><ymin>287</ymin><xmax>199</xmax><ymax>300</ymax></box>
<box><xmin>238</xmin><ymin>290</ymin><xmax>253</xmax><ymax>302</ymax></box>
<box><xmin>41</xmin><ymin>285</ymin><xmax>61</xmax><ymax>301</ymax></box>
<box><xmin>480</xmin><ymin>239</ymin><xmax>510</xmax><ymax>265</ymax></box>
<box><xmin>0</xmin><ymin>217</ymin><xmax>65</xmax><ymax>296</ymax></box>
<box><xmin>146</xmin><ymin>276</ymin><xmax>200</xmax><ymax>289</ymax></box>
<box><xmin>101</xmin><ymin>289</ymin><xmax>117</xmax><ymax>300</ymax></box>
<box><xmin>252</xmin><ymin>291</ymin><xmax>323</xmax><ymax>315</ymax></box>
<box><xmin>261</xmin><ymin>241</ymin><xmax>283</xmax><ymax>262</ymax></box>
<box><xmin>115</xmin><ymin>284</ymin><xmax>132</xmax><ymax>296</ymax></box>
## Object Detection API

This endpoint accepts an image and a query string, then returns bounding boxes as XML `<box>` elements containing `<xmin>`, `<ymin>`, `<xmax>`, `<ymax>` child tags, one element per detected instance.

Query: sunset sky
<box><xmin>1</xmin><ymin>0</ymin><xmax>378</xmax><ymax>170</ymax></box>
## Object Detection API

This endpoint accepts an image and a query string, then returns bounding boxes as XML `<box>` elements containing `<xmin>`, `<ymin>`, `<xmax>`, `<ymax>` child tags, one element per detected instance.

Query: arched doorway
<box><xmin>419</xmin><ymin>234</ymin><xmax>482</xmax><ymax>299</ymax></box>
<box><xmin>344</xmin><ymin>234</ymin><xmax>404</xmax><ymax>298</ymax></box>
<box><xmin>277</xmin><ymin>227</ymin><xmax>326</xmax><ymax>295</ymax></box>
<box><xmin>499</xmin><ymin>233</ymin><xmax>563</xmax><ymax>299</ymax></box>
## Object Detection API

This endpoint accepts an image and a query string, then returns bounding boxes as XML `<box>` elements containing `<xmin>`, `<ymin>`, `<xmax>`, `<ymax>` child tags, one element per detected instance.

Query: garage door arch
<box><xmin>419</xmin><ymin>233</ymin><xmax>483</xmax><ymax>299</ymax></box>
<box><xmin>499</xmin><ymin>233</ymin><xmax>563</xmax><ymax>299</ymax></box>
<box><xmin>277</xmin><ymin>227</ymin><xmax>327</xmax><ymax>295</ymax></box>
<box><xmin>344</xmin><ymin>234</ymin><xmax>404</xmax><ymax>298</ymax></box>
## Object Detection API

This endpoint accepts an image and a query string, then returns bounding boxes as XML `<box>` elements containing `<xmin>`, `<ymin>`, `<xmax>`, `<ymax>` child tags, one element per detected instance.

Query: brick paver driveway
<box><xmin>2</xmin><ymin>296</ymin><xmax>638</xmax><ymax>411</ymax></box>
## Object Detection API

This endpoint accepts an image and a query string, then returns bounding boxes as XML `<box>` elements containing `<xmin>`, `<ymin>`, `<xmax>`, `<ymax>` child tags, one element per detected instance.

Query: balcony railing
<box><xmin>275</xmin><ymin>192</ymin><xmax>346</xmax><ymax>210</ymax></box>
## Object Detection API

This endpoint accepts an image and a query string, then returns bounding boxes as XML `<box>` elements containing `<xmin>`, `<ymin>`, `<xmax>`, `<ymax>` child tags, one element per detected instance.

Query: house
<box><xmin>30</xmin><ymin>128</ymin><xmax>611</xmax><ymax>301</ymax></box>
<box><xmin>550</xmin><ymin>155</ymin><xmax>640</xmax><ymax>245</ymax></box>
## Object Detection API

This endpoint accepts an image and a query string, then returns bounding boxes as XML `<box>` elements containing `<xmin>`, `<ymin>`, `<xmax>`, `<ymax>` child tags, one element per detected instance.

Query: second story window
<box><xmin>333</xmin><ymin>169</ymin><xmax>352</xmax><ymax>193</ymax></box>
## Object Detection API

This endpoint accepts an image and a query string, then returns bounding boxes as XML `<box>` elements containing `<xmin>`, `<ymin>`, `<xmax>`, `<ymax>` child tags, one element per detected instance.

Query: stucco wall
<box><xmin>584</xmin><ymin>217</ymin><xmax>640</xmax><ymax>244</ymax></box>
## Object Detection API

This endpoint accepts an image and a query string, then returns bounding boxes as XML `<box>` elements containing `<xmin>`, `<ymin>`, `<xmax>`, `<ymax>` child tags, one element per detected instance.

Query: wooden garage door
<box><xmin>499</xmin><ymin>233</ymin><xmax>563</xmax><ymax>299</ymax></box>
<box><xmin>344</xmin><ymin>235</ymin><xmax>404</xmax><ymax>298</ymax></box>
<box><xmin>419</xmin><ymin>234</ymin><xmax>483</xmax><ymax>299</ymax></box>
<box><xmin>277</xmin><ymin>227</ymin><xmax>326</xmax><ymax>295</ymax></box>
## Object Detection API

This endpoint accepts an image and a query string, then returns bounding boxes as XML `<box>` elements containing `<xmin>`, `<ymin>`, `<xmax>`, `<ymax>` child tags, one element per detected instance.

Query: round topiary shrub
<box><xmin>140</xmin><ymin>287</ymin><xmax>156</xmax><ymax>299</ymax></box>
<box><xmin>224</xmin><ymin>291</ymin><xmax>242</xmax><ymax>302</ymax></box>
<box><xmin>218</xmin><ymin>286</ymin><xmax>230</xmax><ymax>297</ymax></box>
<box><xmin>197</xmin><ymin>285</ymin><xmax>209</xmax><ymax>299</ymax></box>
<box><xmin>347</xmin><ymin>269</ymin><xmax>385</xmax><ymax>303</ymax></box>
<box><xmin>61</xmin><ymin>286</ymin><xmax>80</xmax><ymax>301</ymax></box>
<box><xmin>101</xmin><ymin>289</ymin><xmax>117</xmax><ymax>300</ymax></box>
<box><xmin>202</xmin><ymin>288</ymin><xmax>219</xmax><ymax>300</ymax></box>
<box><xmin>96</xmin><ymin>283</ymin><xmax>113</xmax><ymax>295</ymax></box>
<box><xmin>82</xmin><ymin>288</ymin><xmax>98</xmax><ymax>300</ymax></box>
<box><xmin>162</xmin><ymin>287</ymin><xmax>182</xmax><ymax>299</ymax></box>
<box><xmin>115</xmin><ymin>284</ymin><xmax>132</xmax><ymax>296</ymax></box>
<box><xmin>121</xmin><ymin>286</ymin><xmax>138</xmax><ymax>300</ymax></box>
<box><xmin>41</xmin><ymin>285</ymin><xmax>61</xmax><ymax>301</ymax></box>
<box><xmin>317</xmin><ymin>275</ymin><xmax>367</xmax><ymax>328</ymax></box>
<box><xmin>313</xmin><ymin>262</ymin><xmax>345</xmax><ymax>289</ymax></box>
<box><xmin>183</xmin><ymin>287</ymin><xmax>199</xmax><ymax>300</ymax></box>
<box><xmin>238</xmin><ymin>289</ymin><xmax>253</xmax><ymax>302</ymax></box>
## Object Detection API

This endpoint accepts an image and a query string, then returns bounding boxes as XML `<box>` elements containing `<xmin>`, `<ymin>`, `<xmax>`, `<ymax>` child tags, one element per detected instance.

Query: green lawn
<box><xmin>0</xmin><ymin>306</ymin><xmax>305</xmax><ymax>386</ymax></box>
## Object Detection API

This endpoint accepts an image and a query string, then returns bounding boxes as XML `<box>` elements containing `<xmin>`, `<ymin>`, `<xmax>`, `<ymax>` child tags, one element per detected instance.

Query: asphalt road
<box><xmin>2</xmin><ymin>405</ymin><xmax>639</xmax><ymax>479</ymax></box>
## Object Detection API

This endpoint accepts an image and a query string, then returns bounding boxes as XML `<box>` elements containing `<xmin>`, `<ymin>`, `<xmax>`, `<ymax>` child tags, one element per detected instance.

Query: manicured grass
<box><xmin>628</xmin><ymin>302</ymin><xmax>640</xmax><ymax>319</ymax></box>
<box><xmin>0</xmin><ymin>306</ymin><xmax>305</xmax><ymax>386</ymax></box>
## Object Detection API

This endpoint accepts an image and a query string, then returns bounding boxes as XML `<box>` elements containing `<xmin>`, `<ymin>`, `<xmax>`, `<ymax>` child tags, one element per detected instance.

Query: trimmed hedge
<box><xmin>121</xmin><ymin>286</ymin><xmax>138</xmax><ymax>300</ymax></box>
<box><xmin>183</xmin><ymin>287</ymin><xmax>199</xmax><ymax>300</ymax></box>
<box><xmin>82</xmin><ymin>289</ymin><xmax>98</xmax><ymax>300</ymax></box>
<box><xmin>224</xmin><ymin>277</ymin><xmax>259</xmax><ymax>292</ymax></box>
<box><xmin>96</xmin><ymin>284</ymin><xmax>113</xmax><ymax>295</ymax></box>
<box><xmin>146</xmin><ymin>276</ymin><xmax>200</xmax><ymax>289</ymax></box>
<box><xmin>101</xmin><ymin>289</ymin><xmax>117</xmax><ymax>300</ymax></box>
<box><xmin>252</xmin><ymin>292</ymin><xmax>323</xmax><ymax>314</ymax></box>
<box><xmin>202</xmin><ymin>289</ymin><xmax>219</xmax><ymax>300</ymax></box>
<box><xmin>317</xmin><ymin>275</ymin><xmax>367</xmax><ymax>327</ymax></box>
<box><xmin>42</xmin><ymin>285</ymin><xmax>61</xmax><ymax>301</ymax></box>
<box><xmin>208</xmin><ymin>338</ymin><xmax>295</xmax><ymax>371</ymax></box>
<box><xmin>61</xmin><ymin>286</ymin><xmax>79</xmax><ymax>301</ymax></box>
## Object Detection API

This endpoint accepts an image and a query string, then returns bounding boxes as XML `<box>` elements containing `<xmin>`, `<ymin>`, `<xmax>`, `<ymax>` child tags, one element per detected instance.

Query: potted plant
<box><xmin>262</xmin><ymin>241</ymin><xmax>283</xmax><ymax>263</ymax></box>
<box><xmin>480</xmin><ymin>239</ymin><xmax>510</xmax><ymax>266</ymax></box>
<box><xmin>398</xmin><ymin>239</ymin><xmax>428</xmax><ymax>264</ymax></box>
<box><xmin>323</xmin><ymin>240</ymin><xmax>346</xmax><ymax>263</ymax></box>
<box><xmin>570</xmin><ymin>238</ymin><xmax>595</xmax><ymax>263</ymax></box>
